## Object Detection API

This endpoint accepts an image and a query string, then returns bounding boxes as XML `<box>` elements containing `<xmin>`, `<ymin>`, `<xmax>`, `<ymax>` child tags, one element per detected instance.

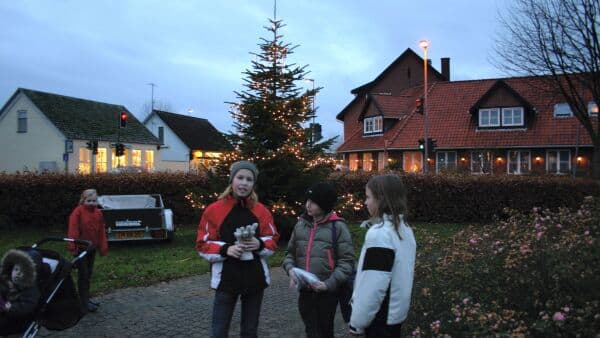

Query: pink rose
<box><xmin>552</xmin><ymin>312</ymin><xmax>565</xmax><ymax>321</ymax></box>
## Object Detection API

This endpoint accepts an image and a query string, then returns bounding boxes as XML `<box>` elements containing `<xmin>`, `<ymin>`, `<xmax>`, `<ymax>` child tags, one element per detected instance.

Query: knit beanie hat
<box><xmin>306</xmin><ymin>182</ymin><xmax>337</xmax><ymax>213</ymax></box>
<box><xmin>230</xmin><ymin>161</ymin><xmax>259</xmax><ymax>183</ymax></box>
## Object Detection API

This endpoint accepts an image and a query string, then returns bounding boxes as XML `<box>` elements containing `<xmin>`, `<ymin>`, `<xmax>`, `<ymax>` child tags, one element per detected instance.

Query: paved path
<box><xmin>37</xmin><ymin>268</ymin><xmax>351</xmax><ymax>337</ymax></box>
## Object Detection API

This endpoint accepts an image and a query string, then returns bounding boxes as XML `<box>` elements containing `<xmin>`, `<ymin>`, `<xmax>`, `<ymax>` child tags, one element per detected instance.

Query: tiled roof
<box><xmin>17</xmin><ymin>88</ymin><xmax>159</xmax><ymax>144</ymax></box>
<box><xmin>154</xmin><ymin>110</ymin><xmax>232</xmax><ymax>152</ymax></box>
<box><xmin>337</xmin><ymin>76</ymin><xmax>594</xmax><ymax>153</ymax></box>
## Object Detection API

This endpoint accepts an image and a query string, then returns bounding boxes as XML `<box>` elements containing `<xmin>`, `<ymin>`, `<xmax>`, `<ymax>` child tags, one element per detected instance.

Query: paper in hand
<box><xmin>291</xmin><ymin>267</ymin><xmax>320</xmax><ymax>290</ymax></box>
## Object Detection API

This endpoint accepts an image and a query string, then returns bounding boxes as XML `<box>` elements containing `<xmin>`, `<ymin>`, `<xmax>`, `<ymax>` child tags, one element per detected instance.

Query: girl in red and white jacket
<box><xmin>67</xmin><ymin>188</ymin><xmax>108</xmax><ymax>313</ymax></box>
<box><xmin>196</xmin><ymin>161</ymin><xmax>279</xmax><ymax>338</ymax></box>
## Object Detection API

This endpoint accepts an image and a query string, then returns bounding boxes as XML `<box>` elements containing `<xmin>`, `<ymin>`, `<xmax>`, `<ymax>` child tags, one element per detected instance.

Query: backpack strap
<box><xmin>331</xmin><ymin>220</ymin><xmax>338</xmax><ymax>261</ymax></box>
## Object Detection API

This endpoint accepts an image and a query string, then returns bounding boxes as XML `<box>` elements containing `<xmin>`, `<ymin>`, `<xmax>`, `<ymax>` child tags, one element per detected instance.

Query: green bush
<box><xmin>407</xmin><ymin>196</ymin><xmax>600</xmax><ymax>337</ymax></box>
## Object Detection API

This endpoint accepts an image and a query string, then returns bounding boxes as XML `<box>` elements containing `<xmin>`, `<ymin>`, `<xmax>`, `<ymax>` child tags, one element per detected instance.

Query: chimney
<box><xmin>441</xmin><ymin>57</ymin><xmax>450</xmax><ymax>80</ymax></box>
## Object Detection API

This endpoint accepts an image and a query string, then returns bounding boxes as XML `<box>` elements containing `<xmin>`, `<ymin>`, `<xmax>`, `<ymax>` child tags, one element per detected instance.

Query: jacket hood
<box><xmin>0</xmin><ymin>249</ymin><xmax>38</xmax><ymax>288</ymax></box>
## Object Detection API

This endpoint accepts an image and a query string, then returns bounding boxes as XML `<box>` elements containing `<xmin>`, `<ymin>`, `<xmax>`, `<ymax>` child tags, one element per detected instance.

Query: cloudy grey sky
<box><xmin>0</xmin><ymin>0</ymin><xmax>509</xmax><ymax>142</ymax></box>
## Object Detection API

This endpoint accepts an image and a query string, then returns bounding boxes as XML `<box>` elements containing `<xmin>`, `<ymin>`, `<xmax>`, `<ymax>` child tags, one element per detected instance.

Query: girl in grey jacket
<box><xmin>283</xmin><ymin>182</ymin><xmax>355</xmax><ymax>338</ymax></box>
<box><xmin>349</xmin><ymin>174</ymin><xmax>417</xmax><ymax>338</ymax></box>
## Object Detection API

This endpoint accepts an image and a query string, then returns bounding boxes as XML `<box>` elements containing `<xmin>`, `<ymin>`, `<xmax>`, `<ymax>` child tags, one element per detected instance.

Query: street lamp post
<box><xmin>304</xmin><ymin>78</ymin><xmax>316</xmax><ymax>146</ymax></box>
<box><xmin>419</xmin><ymin>40</ymin><xmax>429</xmax><ymax>174</ymax></box>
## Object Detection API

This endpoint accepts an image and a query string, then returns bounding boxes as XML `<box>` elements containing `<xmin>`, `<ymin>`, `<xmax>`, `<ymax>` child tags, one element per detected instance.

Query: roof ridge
<box><xmin>20</xmin><ymin>88</ymin><xmax>126</xmax><ymax>109</ymax></box>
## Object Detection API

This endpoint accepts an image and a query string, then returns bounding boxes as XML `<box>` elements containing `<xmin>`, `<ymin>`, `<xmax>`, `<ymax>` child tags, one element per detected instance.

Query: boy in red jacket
<box><xmin>67</xmin><ymin>188</ymin><xmax>108</xmax><ymax>313</ymax></box>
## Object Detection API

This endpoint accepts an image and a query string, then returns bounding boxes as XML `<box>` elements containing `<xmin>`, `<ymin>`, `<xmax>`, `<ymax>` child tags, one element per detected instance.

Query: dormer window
<box><xmin>478</xmin><ymin>107</ymin><xmax>523</xmax><ymax>128</ymax></box>
<box><xmin>589</xmin><ymin>101</ymin><xmax>598</xmax><ymax>116</ymax></box>
<box><xmin>364</xmin><ymin>116</ymin><xmax>383</xmax><ymax>134</ymax></box>
<box><xmin>554</xmin><ymin>103</ymin><xmax>573</xmax><ymax>117</ymax></box>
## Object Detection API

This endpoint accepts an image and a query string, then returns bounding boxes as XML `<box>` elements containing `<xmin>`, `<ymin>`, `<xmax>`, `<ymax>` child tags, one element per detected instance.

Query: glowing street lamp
<box><xmin>419</xmin><ymin>39</ymin><xmax>430</xmax><ymax>174</ymax></box>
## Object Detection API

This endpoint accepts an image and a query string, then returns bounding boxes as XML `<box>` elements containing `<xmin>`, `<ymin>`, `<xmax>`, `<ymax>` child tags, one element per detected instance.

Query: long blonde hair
<box><xmin>366</xmin><ymin>174</ymin><xmax>407</xmax><ymax>232</ymax></box>
<box><xmin>79</xmin><ymin>189</ymin><xmax>98</xmax><ymax>205</ymax></box>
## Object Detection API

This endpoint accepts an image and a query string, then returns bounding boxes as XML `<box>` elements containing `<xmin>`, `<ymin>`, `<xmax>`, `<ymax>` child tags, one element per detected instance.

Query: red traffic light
<box><xmin>119</xmin><ymin>112</ymin><xmax>128</xmax><ymax>128</ymax></box>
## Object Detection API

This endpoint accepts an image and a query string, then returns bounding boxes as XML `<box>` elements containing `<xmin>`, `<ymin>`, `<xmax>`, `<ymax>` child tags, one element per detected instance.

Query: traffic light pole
<box><xmin>422</xmin><ymin>45</ymin><xmax>429</xmax><ymax>174</ymax></box>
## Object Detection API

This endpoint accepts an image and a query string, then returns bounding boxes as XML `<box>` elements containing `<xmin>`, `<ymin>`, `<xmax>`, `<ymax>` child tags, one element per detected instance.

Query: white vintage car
<box><xmin>97</xmin><ymin>194</ymin><xmax>174</xmax><ymax>241</ymax></box>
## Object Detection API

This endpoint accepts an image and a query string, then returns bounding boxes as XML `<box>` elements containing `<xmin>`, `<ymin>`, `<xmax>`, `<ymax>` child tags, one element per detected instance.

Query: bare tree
<box><xmin>494</xmin><ymin>0</ymin><xmax>600</xmax><ymax>179</ymax></box>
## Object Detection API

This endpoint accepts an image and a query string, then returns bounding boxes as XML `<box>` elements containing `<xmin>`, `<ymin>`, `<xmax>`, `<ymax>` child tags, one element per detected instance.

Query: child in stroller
<box><xmin>0</xmin><ymin>238</ymin><xmax>92</xmax><ymax>337</ymax></box>
<box><xmin>0</xmin><ymin>249</ymin><xmax>41</xmax><ymax>335</ymax></box>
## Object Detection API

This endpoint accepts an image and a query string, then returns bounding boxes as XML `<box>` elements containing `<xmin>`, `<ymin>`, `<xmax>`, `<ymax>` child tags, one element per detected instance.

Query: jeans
<box><xmin>211</xmin><ymin>289</ymin><xmax>264</xmax><ymax>338</ymax></box>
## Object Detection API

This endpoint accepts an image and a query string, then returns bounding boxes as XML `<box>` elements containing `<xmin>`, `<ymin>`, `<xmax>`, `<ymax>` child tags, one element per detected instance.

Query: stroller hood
<box><xmin>1</xmin><ymin>249</ymin><xmax>38</xmax><ymax>289</ymax></box>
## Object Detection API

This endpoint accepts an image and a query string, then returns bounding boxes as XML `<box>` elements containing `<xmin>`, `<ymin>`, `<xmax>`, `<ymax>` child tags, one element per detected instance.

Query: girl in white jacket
<box><xmin>349</xmin><ymin>174</ymin><xmax>417</xmax><ymax>337</ymax></box>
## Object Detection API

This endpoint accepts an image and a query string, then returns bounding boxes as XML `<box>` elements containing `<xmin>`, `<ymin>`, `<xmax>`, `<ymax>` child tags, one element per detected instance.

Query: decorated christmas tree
<box><xmin>222</xmin><ymin>16</ymin><xmax>335</xmax><ymax>219</ymax></box>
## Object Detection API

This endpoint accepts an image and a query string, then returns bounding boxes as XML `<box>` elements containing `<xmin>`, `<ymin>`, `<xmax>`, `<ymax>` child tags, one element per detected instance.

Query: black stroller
<box><xmin>1</xmin><ymin>237</ymin><xmax>92</xmax><ymax>338</ymax></box>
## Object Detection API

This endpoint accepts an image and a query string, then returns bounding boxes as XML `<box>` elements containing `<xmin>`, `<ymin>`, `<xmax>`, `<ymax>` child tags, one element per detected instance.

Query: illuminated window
<box><xmin>403</xmin><ymin>151</ymin><xmax>423</xmax><ymax>173</ymax></box>
<box><xmin>363</xmin><ymin>153</ymin><xmax>373</xmax><ymax>172</ymax></box>
<box><xmin>112</xmin><ymin>148</ymin><xmax>128</xmax><ymax>168</ymax></box>
<box><xmin>508</xmin><ymin>150</ymin><xmax>530</xmax><ymax>174</ymax></box>
<box><xmin>95</xmin><ymin>148</ymin><xmax>108</xmax><ymax>173</ymax></box>
<box><xmin>145</xmin><ymin>150</ymin><xmax>154</xmax><ymax>171</ymax></box>
<box><xmin>132</xmin><ymin>149</ymin><xmax>142</xmax><ymax>167</ymax></box>
<box><xmin>589</xmin><ymin>101</ymin><xmax>598</xmax><ymax>116</ymax></box>
<box><xmin>78</xmin><ymin>147</ymin><xmax>91</xmax><ymax>174</ymax></box>
<box><xmin>348</xmin><ymin>153</ymin><xmax>358</xmax><ymax>171</ymax></box>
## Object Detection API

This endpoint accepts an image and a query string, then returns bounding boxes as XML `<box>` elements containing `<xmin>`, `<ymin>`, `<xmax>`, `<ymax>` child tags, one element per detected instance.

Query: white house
<box><xmin>144</xmin><ymin>110</ymin><xmax>232</xmax><ymax>172</ymax></box>
<box><xmin>0</xmin><ymin>88</ymin><xmax>161</xmax><ymax>174</ymax></box>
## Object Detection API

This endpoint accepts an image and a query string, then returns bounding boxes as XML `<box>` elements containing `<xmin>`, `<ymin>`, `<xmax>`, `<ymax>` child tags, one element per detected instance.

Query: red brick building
<box><xmin>336</xmin><ymin>48</ymin><xmax>596</xmax><ymax>176</ymax></box>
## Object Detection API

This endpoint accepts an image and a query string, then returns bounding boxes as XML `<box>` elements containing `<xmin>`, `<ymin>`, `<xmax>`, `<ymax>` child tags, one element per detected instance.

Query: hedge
<box><xmin>0</xmin><ymin>172</ymin><xmax>598</xmax><ymax>230</ymax></box>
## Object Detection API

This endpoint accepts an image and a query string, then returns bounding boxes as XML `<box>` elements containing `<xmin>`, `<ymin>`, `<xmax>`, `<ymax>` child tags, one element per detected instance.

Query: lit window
<box><xmin>363</xmin><ymin>153</ymin><xmax>373</xmax><ymax>172</ymax></box>
<box><xmin>112</xmin><ymin>148</ymin><xmax>128</xmax><ymax>168</ymax></box>
<box><xmin>145</xmin><ymin>150</ymin><xmax>154</xmax><ymax>171</ymax></box>
<box><xmin>554</xmin><ymin>103</ymin><xmax>573</xmax><ymax>117</ymax></box>
<box><xmin>95</xmin><ymin>148</ymin><xmax>108</xmax><ymax>173</ymax></box>
<box><xmin>403</xmin><ymin>151</ymin><xmax>423</xmax><ymax>173</ymax></box>
<box><xmin>78</xmin><ymin>147</ymin><xmax>91</xmax><ymax>174</ymax></box>
<box><xmin>507</xmin><ymin>150</ymin><xmax>530</xmax><ymax>174</ymax></box>
<box><xmin>17</xmin><ymin>110</ymin><xmax>27</xmax><ymax>133</ymax></box>
<box><xmin>479</xmin><ymin>108</ymin><xmax>500</xmax><ymax>127</ymax></box>
<box><xmin>349</xmin><ymin>153</ymin><xmax>359</xmax><ymax>171</ymax></box>
<box><xmin>589</xmin><ymin>101</ymin><xmax>598</xmax><ymax>116</ymax></box>
<box><xmin>132</xmin><ymin>149</ymin><xmax>142</xmax><ymax>167</ymax></box>
<box><xmin>502</xmin><ymin>107</ymin><xmax>524</xmax><ymax>126</ymax></box>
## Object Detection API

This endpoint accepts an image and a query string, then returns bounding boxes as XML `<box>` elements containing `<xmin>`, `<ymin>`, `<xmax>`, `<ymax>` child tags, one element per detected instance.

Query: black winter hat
<box><xmin>306</xmin><ymin>182</ymin><xmax>337</xmax><ymax>213</ymax></box>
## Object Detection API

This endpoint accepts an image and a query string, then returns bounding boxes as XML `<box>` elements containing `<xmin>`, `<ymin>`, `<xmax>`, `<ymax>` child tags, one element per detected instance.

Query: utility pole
<box><xmin>147</xmin><ymin>82</ymin><xmax>156</xmax><ymax>112</ymax></box>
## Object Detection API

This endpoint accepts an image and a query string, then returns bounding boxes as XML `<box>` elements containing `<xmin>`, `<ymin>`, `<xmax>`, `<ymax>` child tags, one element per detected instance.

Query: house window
<box><xmin>363</xmin><ymin>116</ymin><xmax>383</xmax><ymax>134</ymax></box>
<box><xmin>17</xmin><ymin>110</ymin><xmax>27</xmax><ymax>133</ymax></box>
<box><xmin>403</xmin><ymin>151</ymin><xmax>423</xmax><ymax>173</ymax></box>
<box><xmin>471</xmin><ymin>150</ymin><xmax>493</xmax><ymax>174</ymax></box>
<box><xmin>158</xmin><ymin>126</ymin><xmax>164</xmax><ymax>144</ymax></box>
<box><xmin>132</xmin><ymin>149</ymin><xmax>142</xmax><ymax>167</ymax></box>
<box><xmin>436</xmin><ymin>151</ymin><xmax>457</xmax><ymax>173</ymax></box>
<box><xmin>508</xmin><ymin>150</ymin><xmax>530</xmax><ymax>174</ymax></box>
<box><xmin>502</xmin><ymin>107</ymin><xmax>524</xmax><ymax>126</ymax></box>
<box><xmin>145</xmin><ymin>150</ymin><xmax>154</xmax><ymax>171</ymax></box>
<box><xmin>95</xmin><ymin>148</ymin><xmax>108</xmax><ymax>173</ymax></box>
<box><xmin>589</xmin><ymin>101</ymin><xmax>599</xmax><ymax>116</ymax></box>
<box><xmin>479</xmin><ymin>108</ymin><xmax>500</xmax><ymax>127</ymax></box>
<box><xmin>349</xmin><ymin>153</ymin><xmax>359</xmax><ymax>171</ymax></box>
<box><xmin>554</xmin><ymin>103</ymin><xmax>573</xmax><ymax>117</ymax></box>
<box><xmin>363</xmin><ymin>153</ymin><xmax>373</xmax><ymax>172</ymax></box>
<box><xmin>78</xmin><ymin>147</ymin><xmax>91</xmax><ymax>174</ymax></box>
<box><xmin>547</xmin><ymin>150</ymin><xmax>570</xmax><ymax>174</ymax></box>
<box><xmin>112</xmin><ymin>148</ymin><xmax>128</xmax><ymax>168</ymax></box>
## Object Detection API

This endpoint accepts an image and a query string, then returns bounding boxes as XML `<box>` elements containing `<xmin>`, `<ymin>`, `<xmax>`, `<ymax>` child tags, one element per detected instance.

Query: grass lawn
<box><xmin>0</xmin><ymin>222</ymin><xmax>464</xmax><ymax>296</ymax></box>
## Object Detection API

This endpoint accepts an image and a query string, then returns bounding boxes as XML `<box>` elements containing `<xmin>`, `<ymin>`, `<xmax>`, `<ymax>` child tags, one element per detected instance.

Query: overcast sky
<box><xmin>0</xmin><ymin>0</ymin><xmax>510</xmax><ymax>143</ymax></box>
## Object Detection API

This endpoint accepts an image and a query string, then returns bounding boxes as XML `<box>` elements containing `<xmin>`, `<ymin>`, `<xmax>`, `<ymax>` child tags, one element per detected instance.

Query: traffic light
<box><xmin>418</xmin><ymin>138</ymin><xmax>425</xmax><ymax>151</ymax></box>
<box><xmin>415</xmin><ymin>97</ymin><xmax>424</xmax><ymax>114</ymax></box>
<box><xmin>86</xmin><ymin>141</ymin><xmax>93</xmax><ymax>150</ymax></box>
<box><xmin>92</xmin><ymin>140</ymin><xmax>98</xmax><ymax>155</ymax></box>
<box><xmin>119</xmin><ymin>112</ymin><xmax>128</xmax><ymax>128</ymax></box>
<box><xmin>116</xmin><ymin>143</ymin><xmax>125</xmax><ymax>156</ymax></box>
<box><xmin>427</xmin><ymin>138</ymin><xmax>437</xmax><ymax>153</ymax></box>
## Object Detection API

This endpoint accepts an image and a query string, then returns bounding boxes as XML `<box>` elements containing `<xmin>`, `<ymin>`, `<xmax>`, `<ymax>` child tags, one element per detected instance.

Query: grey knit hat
<box><xmin>229</xmin><ymin>161</ymin><xmax>259</xmax><ymax>183</ymax></box>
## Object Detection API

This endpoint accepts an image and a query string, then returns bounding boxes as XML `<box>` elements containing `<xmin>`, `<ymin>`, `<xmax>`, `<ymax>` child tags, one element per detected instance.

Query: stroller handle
<box><xmin>32</xmin><ymin>237</ymin><xmax>93</xmax><ymax>250</ymax></box>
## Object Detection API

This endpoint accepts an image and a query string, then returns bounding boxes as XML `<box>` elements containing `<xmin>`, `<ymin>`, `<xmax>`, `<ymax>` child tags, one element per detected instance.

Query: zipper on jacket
<box><xmin>305</xmin><ymin>224</ymin><xmax>317</xmax><ymax>272</ymax></box>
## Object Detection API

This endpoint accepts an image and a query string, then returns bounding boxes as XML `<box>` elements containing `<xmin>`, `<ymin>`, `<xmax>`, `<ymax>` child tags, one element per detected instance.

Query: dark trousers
<box><xmin>211</xmin><ymin>289</ymin><xmax>264</xmax><ymax>338</ymax></box>
<box><xmin>74</xmin><ymin>247</ymin><xmax>96</xmax><ymax>311</ymax></box>
<box><xmin>365</xmin><ymin>320</ymin><xmax>402</xmax><ymax>338</ymax></box>
<box><xmin>298</xmin><ymin>291</ymin><xmax>338</xmax><ymax>338</ymax></box>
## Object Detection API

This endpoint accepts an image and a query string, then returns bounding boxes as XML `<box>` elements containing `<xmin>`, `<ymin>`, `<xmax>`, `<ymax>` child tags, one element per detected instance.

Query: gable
<box><xmin>154</xmin><ymin>110</ymin><xmax>232</xmax><ymax>152</ymax></box>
